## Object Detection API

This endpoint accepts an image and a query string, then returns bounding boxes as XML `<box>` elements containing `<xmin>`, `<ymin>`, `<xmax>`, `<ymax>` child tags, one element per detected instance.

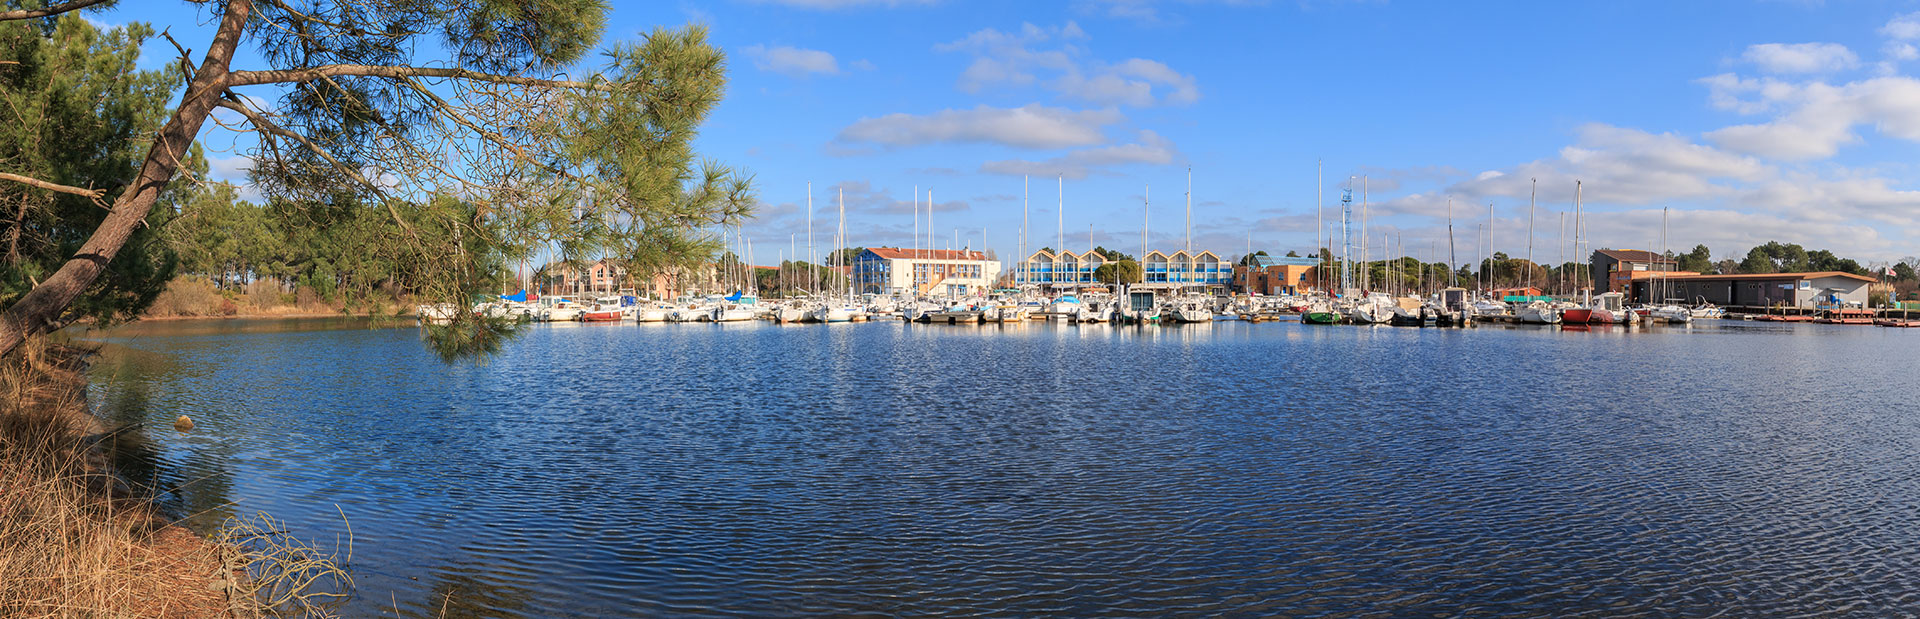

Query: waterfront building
<box><xmin>1016</xmin><ymin>249</ymin><xmax>1234</xmax><ymax>291</ymax></box>
<box><xmin>1628</xmin><ymin>271</ymin><xmax>1875</xmax><ymax>307</ymax></box>
<box><xmin>1231</xmin><ymin>254</ymin><xmax>1322</xmax><ymax>295</ymax></box>
<box><xmin>1590</xmin><ymin>249</ymin><xmax>1679</xmax><ymax>293</ymax></box>
<box><xmin>850</xmin><ymin>247</ymin><xmax>1002</xmax><ymax>297</ymax></box>
<box><xmin>538</xmin><ymin>259</ymin><xmax>716</xmax><ymax>299</ymax></box>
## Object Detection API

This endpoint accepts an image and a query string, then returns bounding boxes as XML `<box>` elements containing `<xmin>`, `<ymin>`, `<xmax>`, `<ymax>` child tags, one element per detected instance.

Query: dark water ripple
<box><xmin>81</xmin><ymin>318</ymin><xmax>1920</xmax><ymax>617</ymax></box>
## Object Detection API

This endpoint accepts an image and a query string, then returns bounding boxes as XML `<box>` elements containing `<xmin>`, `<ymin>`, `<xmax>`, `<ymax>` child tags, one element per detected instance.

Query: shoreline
<box><xmin>0</xmin><ymin>339</ymin><xmax>348</xmax><ymax>615</ymax></box>
<box><xmin>135</xmin><ymin>311</ymin><xmax>375</xmax><ymax>322</ymax></box>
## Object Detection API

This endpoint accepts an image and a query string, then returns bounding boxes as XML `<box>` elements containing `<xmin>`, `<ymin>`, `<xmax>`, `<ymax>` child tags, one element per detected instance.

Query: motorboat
<box><xmin>1649</xmin><ymin>305</ymin><xmax>1692</xmax><ymax>324</ymax></box>
<box><xmin>925</xmin><ymin>302</ymin><xmax>984</xmax><ymax>324</ymax></box>
<box><xmin>1165</xmin><ymin>297</ymin><xmax>1213</xmax><ymax>323</ymax></box>
<box><xmin>1515</xmin><ymin>301</ymin><xmax>1561</xmax><ymax>324</ymax></box>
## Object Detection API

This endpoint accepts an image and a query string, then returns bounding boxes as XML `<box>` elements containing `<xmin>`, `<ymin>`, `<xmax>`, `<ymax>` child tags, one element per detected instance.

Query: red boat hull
<box><xmin>1562</xmin><ymin>308</ymin><xmax>1595</xmax><ymax>323</ymax></box>
<box><xmin>580</xmin><ymin>310</ymin><xmax>622</xmax><ymax>322</ymax></box>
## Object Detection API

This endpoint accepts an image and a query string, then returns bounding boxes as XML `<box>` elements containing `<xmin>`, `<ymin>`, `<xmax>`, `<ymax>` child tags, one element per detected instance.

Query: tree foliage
<box><xmin>1093</xmin><ymin>259</ymin><xmax>1141</xmax><ymax>285</ymax></box>
<box><xmin>0</xmin><ymin>15</ymin><xmax>197</xmax><ymax>328</ymax></box>
<box><xmin>0</xmin><ymin>1</ymin><xmax>754</xmax><ymax>359</ymax></box>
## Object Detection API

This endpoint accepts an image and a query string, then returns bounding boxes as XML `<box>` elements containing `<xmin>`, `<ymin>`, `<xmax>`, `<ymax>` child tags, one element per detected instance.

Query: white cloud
<box><xmin>1702</xmin><ymin>76</ymin><xmax>1920</xmax><ymax>160</ymax></box>
<box><xmin>937</xmin><ymin>22</ymin><xmax>1199</xmax><ymax>107</ymax></box>
<box><xmin>1452</xmin><ymin>124</ymin><xmax>1769</xmax><ymax>205</ymax></box>
<box><xmin>1884</xmin><ymin>12</ymin><xmax>1920</xmax><ymax>40</ymax></box>
<box><xmin>742</xmin><ymin>44</ymin><xmax>840</xmax><ymax>78</ymax></box>
<box><xmin>835</xmin><ymin>104</ymin><xmax>1124</xmax><ymax>150</ymax></box>
<box><xmin>1740</xmin><ymin>42</ymin><xmax>1859</xmax><ymax>74</ymax></box>
<box><xmin>207</xmin><ymin>155</ymin><xmax>253</xmax><ymax>184</ymax></box>
<box><xmin>978</xmin><ymin>130</ymin><xmax>1178</xmax><ymax>179</ymax></box>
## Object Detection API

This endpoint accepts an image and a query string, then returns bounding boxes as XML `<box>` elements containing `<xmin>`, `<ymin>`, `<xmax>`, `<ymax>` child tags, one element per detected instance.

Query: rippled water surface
<box><xmin>82</xmin><ymin>317</ymin><xmax>1920</xmax><ymax>617</ymax></box>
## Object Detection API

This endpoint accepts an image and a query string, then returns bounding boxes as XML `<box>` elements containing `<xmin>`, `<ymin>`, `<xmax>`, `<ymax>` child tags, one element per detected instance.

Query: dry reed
<box><xmin>0</xmin><ymin>337</ymin><xmax>352</xmax><ymax>617</ymax></box>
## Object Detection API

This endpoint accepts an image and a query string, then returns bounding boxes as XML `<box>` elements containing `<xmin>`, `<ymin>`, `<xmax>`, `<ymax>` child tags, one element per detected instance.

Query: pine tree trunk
<box><xmin>0</xmin><ymin>0</ymin><xmax>252</xmax><ymax>357</ymax></box>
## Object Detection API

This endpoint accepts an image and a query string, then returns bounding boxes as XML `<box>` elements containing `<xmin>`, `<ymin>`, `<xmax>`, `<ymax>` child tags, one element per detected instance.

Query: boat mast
<box><xmin>913</xmin><ymin>185</ymin><xmax>919</xmax><ymax>262</ymax></box>
<box><xmin>1340</xmin><ymin>179</ymin><xmax>1352</xmax><ymax>293</ymax></box>
<box><xmin>1486</xmin><ymin>201</ymin><xmax>1493</xmax><ymax>291</ymax></box>
<box><xmin>1525</xmin><ymin>178</ymin><xmax>1537</xmax><ymax>295</ymax></box>
<box><xmin>1316</xmin><ymin>159</ymin><xmax>1323</xmax><ymax>294</ymax></box>
<box><xmin>1445</xmin><ymin>197</ymin><xmax>1456</xmax><ymax>293</ymax></box>
<box><xmin>807</xmin><ymin>182</ymin><xmax>815</xmax><ymax>296</ymax></box>
<box><xmin>1475</xmin><ymin>223</ymin><xmax>1484</xmax><ymax>293</ymax></box>
<box><xmin>1558</xmin><ymin>210</ymin><xmax>1566</xmax><ymax>297</ymax></box>
<box><xmin>1143</xmin><ymin>184</ymin><xmax>1150</xmax><ymax>286</ymax></box>
<box><xmin>1574</xmin><ymin>180</ymin><xmax>1584</xmax><ymax>296</ymax></box>
<box><xmin>1360</xmin><ymin>176</ymin><xmax>1369</xmax><ymax>292</ymax></box>
<box><xmin>838</xmin><ymin>186</ymin><xmax>847</xmax><ymax>299</ymax></box>
<box><xmin>1022</xmin><ymin>176</ymin><xmax>1029</xmax><ymax>286</ymax></box>
<box><xmin>1185</xmin><ymin>167</ymin><xmax>1193</xmax><ymax>294</ymax></box>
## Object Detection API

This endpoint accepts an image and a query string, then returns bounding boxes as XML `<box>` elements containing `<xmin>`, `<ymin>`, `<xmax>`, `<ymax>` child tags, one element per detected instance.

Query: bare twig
<box><xmin>0</xmin><ymin>172</ymin><xmax>106</xmax><ymax>203</ymax></box>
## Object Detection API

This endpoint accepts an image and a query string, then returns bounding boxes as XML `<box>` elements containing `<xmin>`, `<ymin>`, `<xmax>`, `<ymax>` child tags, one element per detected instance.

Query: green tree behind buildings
<box><xmin>1094</xmin><ymin>260</ymin><xmax>1141</xmax><ymax>285</ymax></box>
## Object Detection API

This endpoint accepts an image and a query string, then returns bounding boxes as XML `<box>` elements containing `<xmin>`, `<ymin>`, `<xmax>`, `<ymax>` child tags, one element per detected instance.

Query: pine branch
<box><xmin>227</xmin><ymin>65</ymin><xmax>611</xmax><ymax>91</ymax></box>
<box><xmin>0</xmin><ymin>0</ymin><xmax>112</xmax><ymax>21</ymax></box>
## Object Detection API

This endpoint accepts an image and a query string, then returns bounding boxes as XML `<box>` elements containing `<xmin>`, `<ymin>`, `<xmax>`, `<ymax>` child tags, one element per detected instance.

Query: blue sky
<box><xmin>98</xmin><ymin>0</ymin><xmax>1920</xmax><ymax>267</ymax></box>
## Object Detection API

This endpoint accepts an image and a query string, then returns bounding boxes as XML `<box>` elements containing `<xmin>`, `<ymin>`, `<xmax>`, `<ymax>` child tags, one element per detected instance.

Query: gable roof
<box><xmin>1595</xmin><ymin>249</ymin><xmax>1675</xmax><ymax>263</ymax></box>
<box><xmin>866</xmin><ymin>247</ymin><xmax>987</xmax><ymax>261</ymax></box>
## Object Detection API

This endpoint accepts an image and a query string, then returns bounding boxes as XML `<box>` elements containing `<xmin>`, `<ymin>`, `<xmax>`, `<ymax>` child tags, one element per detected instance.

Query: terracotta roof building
<box><xmin>1590</xmin><ymin>249</ymin><xmax>1680</xmax><ymax>293</ymax></box>
<box><xmin>851</xmin><ymin>247</ymin><xmax>1001</xmax><ymax>297</ymax></box>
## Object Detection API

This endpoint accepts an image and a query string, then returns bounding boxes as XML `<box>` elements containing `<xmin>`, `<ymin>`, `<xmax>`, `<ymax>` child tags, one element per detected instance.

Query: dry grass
<box><xmin>0</xmin><ymin>338</ymin><xmax>352</xmax><ymax>618</ymax></box>
<box><xmin>146</xmin><ymin>279</ymin><xmax>225</xmax><ymax>317</ymax></box>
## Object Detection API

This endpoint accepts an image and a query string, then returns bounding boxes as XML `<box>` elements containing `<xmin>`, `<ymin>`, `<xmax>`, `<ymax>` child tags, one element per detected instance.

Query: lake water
<box><xmin>82</xmin><ymin>317</ymin><xmax>1920</xmax><ymax>617</ymax></box>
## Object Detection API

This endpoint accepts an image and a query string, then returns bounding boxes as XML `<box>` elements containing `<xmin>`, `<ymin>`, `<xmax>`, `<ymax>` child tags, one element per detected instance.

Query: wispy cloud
<box><xmin>835</xmin><ymin>104</ymin><xmax>1124</xmax><ymax>150</ymax></box>
<box><xmin>742</xmin><ymin>44</ymin><xmax>842</xmax><ymax>78</ymax></box>
<box><xmin>978</xmin><ymin>130</ymin><xmax>1179</xmax><ymax>179</ymax></box>
<box><xmin>937</xmin><ymin>22</ymin><xmax>1200</xmax><ymax>106</ymax></box>
<box><xmin>1740</xmin><ymin>42</ymin><xmax>1859</xmax><ymax>74</ymax></box>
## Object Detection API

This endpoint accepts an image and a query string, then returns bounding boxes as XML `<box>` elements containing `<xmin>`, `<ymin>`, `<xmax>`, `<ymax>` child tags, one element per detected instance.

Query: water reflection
<box><xmin>80</xmin><ymin>318</ymin><xmax>1920</xmax><ymax>617</ymax></box>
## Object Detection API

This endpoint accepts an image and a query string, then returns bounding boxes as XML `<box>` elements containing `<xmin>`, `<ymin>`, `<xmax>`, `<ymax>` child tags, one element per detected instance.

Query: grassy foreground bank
<box><xmin>0</xmin><ymin>338</ymin><xmax>351</xmax><ymax>617</ymax></box>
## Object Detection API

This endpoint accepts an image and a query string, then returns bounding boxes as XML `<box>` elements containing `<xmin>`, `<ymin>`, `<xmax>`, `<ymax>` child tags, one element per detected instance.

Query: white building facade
<box><xmin>851</xmin><ymin>248</ymin><xmax>1003</xmax><ymax>297</ymax></box>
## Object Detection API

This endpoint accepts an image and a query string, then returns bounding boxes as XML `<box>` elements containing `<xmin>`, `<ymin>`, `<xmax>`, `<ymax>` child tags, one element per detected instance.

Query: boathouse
<box><xmin>1627</xmin><ymin>271</ymin><xmax>1875</xmax><ymax>307</ymax></box>
<box><xmin>1590</xmin><ymin>249</ymin><xmax>1679</xmax><ymax>293</ymax></box>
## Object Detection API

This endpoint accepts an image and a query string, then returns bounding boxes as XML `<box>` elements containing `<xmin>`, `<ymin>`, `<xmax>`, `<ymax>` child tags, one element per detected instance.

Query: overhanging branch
<box><xmin>228</xmin><ymin>65</ymin><xmax>610</xmax><ymax>91</ymax></box>
<box><xmin>213</xmin><ymin>97</ymin><xmax>420</xmax><ymax>238</ymax></box>
<box><xmin>0</xmin><ymin>0</ymin><xmax>112</xmax><ymax>21</ymax></box>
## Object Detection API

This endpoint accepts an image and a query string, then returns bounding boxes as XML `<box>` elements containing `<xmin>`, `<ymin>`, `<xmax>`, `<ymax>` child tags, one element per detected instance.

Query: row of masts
<box><xmin>716</xmin><ymin>167</ymin><xmax>1612</xmax><ymax>303</ymax></box>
